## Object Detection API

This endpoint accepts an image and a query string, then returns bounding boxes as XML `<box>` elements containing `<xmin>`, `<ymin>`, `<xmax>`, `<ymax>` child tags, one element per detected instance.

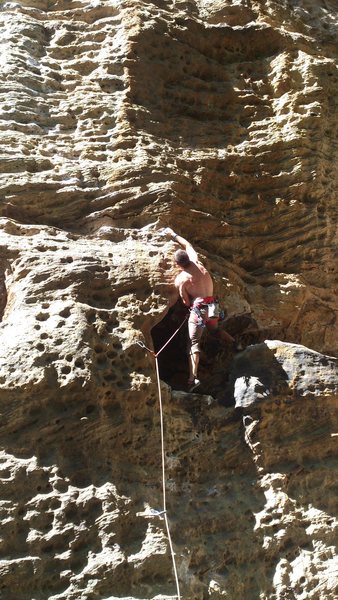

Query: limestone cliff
<box><xmin>0</xmin><ymin>1</ymin><xmax>337</xmax><ymax>599</ymax></box>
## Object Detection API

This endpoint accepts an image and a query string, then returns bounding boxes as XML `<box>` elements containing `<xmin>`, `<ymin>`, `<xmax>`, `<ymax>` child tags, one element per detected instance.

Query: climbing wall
<box><xmin>0</xmin><ymin>1</ymin><xmax>337</xmax><ymax>599</ymax></box>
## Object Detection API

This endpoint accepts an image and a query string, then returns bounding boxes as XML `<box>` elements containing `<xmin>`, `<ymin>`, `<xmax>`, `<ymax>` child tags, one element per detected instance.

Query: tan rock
<box><xmin>0</xmin><ymin>1</ymin><xmax>337</xmax><ymax>599</ymax></box>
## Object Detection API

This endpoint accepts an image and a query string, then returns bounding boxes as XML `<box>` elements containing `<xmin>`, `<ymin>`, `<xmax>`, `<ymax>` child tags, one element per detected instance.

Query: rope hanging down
<box><xmin>137</xmin><ymin>314</ymin><xmax>188</xmax><ymax>600</ymax></box>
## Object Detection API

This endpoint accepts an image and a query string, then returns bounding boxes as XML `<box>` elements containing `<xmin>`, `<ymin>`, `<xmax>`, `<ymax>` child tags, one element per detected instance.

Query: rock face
<box><xmin>0</xmin><ymin>1</ymin><xmax>337</xmax><ymax>599</ymax></box>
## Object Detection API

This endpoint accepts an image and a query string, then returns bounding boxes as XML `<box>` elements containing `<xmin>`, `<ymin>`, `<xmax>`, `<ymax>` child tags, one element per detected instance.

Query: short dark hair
<box><xmin>175</xmin><ymin>249</ymin><xmax>191</xmax><ymax>268</ymax></box>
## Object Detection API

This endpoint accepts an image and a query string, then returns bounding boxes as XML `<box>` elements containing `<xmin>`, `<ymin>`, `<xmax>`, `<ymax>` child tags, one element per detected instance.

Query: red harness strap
<box><xmin>192</xmin><ymin>296</ymin><xmax>215</xmax><ymax>308</ymax></box>
<box><xmin>191</xmin><ymin>297</ymin><xmax>217</xmax><ymax>327</ymax></box>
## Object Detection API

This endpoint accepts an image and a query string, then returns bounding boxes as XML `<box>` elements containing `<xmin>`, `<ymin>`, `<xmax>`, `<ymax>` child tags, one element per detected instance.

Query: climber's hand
<box><xmin>160</xmin><ymin>227</ymin><xmax>176</xmax><ymax>238</ymax></box>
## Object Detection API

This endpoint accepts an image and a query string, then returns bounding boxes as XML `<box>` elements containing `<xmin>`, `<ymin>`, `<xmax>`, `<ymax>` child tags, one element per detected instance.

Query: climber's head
<box><xmin>175</xmin><ymin>249</ymin><xmax>191</xmax><ymax>269</ymax></box>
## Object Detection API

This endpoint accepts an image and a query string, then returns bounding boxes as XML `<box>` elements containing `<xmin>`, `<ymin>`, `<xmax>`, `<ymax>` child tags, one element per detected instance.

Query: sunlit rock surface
<box><xmin>0</xmin><ymin>1</ymin><xmax>337</xmax><ymax>599</ymax></box>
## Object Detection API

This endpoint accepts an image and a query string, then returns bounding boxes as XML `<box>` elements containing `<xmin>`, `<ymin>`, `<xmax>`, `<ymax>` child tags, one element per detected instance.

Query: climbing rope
<box><xmin>154</xmin><ymin>355</ymin><xmax>181</xmax><ymax>600</ymax></box>
<box><xmin>137</xmin><ymin>313</ymin><xmax>188</xmax><ymax>600</ymax></box>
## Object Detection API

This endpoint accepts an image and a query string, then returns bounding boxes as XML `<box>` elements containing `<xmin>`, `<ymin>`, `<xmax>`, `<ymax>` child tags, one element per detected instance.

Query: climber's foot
<box><xmin>188</xmin><ymin>377</ymin><xmax>201</xmax><ymax>392</ymax></box>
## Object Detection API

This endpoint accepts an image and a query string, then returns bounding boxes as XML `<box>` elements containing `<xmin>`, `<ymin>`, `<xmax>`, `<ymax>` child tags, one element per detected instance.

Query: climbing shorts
<box><xmin>188</xmin><ymin>307</ymin><xmax>218</xmax><ymax>354</ymax></box>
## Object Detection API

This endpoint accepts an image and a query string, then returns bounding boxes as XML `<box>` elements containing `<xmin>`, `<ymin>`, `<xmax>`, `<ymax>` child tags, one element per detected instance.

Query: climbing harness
<box><xmin>136</xmin><ymin>313</ymin><xmax>189</xmax><ymax>600</ymax></box>
<box><xmin>191</xmin><ymin>296</ymin><xmax>223</xmax><ymax>327</ymax></box>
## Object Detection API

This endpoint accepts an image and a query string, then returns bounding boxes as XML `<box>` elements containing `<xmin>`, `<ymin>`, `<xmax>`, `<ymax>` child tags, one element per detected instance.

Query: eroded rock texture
<box><xmin>0</xmin><ymin>1</ymin><xmax>337</xmax><ymax>599</ymax></box>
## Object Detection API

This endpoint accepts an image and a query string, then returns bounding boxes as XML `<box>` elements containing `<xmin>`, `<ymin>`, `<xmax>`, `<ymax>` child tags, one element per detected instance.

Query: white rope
<box><xmin>155</xmin><ymin>355</ymin><xmax>181</xmax><ymax>599</ymax></box>
<box><xmin>242</xmin><ymin>415</ymin><xmax>255</xmax><ymax>452</ymax></box>
<box><xmin>137</xmin><ymin>315</ymin><xmax>188</xmax><ymax>598</ymax></box>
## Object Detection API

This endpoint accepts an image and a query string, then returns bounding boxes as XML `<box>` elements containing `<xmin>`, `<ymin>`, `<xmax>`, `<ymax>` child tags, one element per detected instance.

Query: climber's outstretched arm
<box><xmin>162</xmin><ymin>227</ymin><xmax>198</xmax><ymax>263</ymax></box>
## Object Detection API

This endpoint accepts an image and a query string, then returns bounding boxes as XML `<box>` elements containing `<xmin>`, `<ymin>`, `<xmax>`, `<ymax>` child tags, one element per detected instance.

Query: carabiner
<box><xmin>136</xmin><ymin>340</ymin><xmax>155</xmax><ymax>355</ymax></box>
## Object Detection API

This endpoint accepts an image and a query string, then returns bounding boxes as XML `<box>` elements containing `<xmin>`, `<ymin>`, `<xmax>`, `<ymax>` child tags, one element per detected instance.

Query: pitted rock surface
<box><xmin>0</xmin><ymin>1</ymin><xmax>337</xmax><ymax>600</ymax></box>
<box><xmin>231</xmin><ymin>340</ymin><xmax>338</xmax><ymax>407</ymax></box>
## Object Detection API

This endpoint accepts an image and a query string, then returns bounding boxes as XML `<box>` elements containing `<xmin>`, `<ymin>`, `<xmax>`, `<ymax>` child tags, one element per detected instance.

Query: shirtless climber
<box><xmin>162</xmin><ymin>227</ymin><xmax>234</xmax><ymax>391</ymax></box>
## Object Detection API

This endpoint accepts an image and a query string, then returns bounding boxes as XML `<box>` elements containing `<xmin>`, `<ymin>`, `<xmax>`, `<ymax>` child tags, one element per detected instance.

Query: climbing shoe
<box><xmin>188</xmin><ymin>378</ymin><xmax>201</xmax><ymax>392</ymax></box>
